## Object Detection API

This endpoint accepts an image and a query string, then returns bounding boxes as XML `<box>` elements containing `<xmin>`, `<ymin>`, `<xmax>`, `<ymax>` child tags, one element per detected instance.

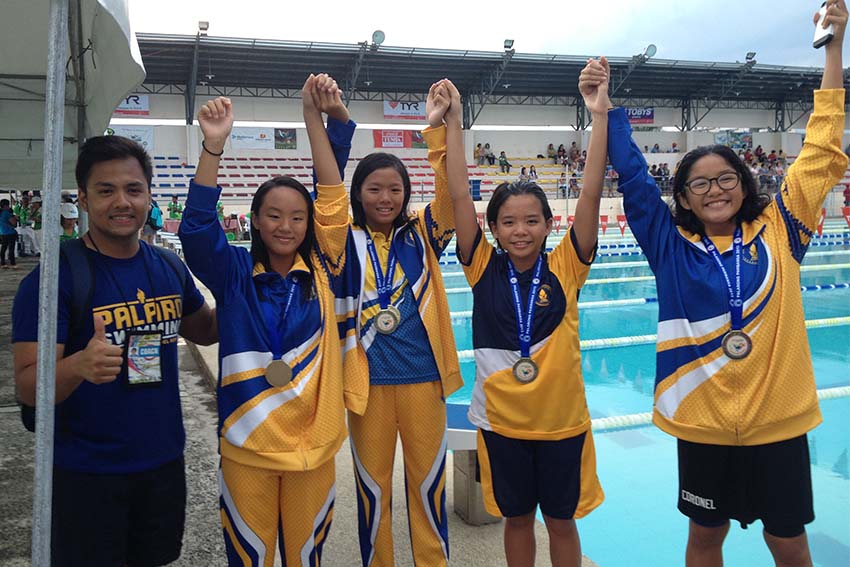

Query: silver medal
<box><xmin>721</xmin><ymin>330</ymin><xmax>752</xmax><ymax>360</ymax></box>
<box><xmin>375</xmin><ymin>308</ymin><xmax>400</xmax><ymax>335</ymax></box>
<box><xmin>512</xmin><ymin>357</ymin><xmax>539</xmax><ymax>383</ymax></box>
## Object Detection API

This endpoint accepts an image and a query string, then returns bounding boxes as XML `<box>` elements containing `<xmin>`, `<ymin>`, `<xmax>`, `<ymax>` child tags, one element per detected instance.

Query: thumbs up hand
<box><xmin>76</xmin><ymin>314</ymin><xmax>125</xmax><ymax>384</ymax></box>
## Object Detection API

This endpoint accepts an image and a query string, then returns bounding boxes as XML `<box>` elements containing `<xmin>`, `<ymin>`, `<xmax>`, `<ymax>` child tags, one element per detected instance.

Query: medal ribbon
<box><xmin>701</xmin><ymin>226</ymin><xmax>744</xmax><ymax>332</ymax></box>
<box><xmin>366</xmin><ymin>233</ymin><xmax>398</xmax><ymax>310</ymax></box>
<box><xmin>507</xmin><ymin>255</ymin><xmax>544</xmax><ymax>358</ymax></box>
<box><xmin>260</xmin><ymin>275</ymin><xmax>298</xmax><ymax>361</ymax></box>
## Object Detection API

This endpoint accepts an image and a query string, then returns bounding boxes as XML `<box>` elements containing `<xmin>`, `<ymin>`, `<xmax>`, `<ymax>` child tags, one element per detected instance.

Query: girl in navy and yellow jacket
<box><xmin>308</xmin><ymin>75</ymin><xmax>461</xmax><ymax>567</ymax></box>
<box><xmin>179</xmin><ymin>91</ymin><xmax>367</xmax><ymax>567</ymax></box>
<box><xmin>590</xmin><ymin>3</ymin><xmax>849</xmax><ymax>564</ymax></box>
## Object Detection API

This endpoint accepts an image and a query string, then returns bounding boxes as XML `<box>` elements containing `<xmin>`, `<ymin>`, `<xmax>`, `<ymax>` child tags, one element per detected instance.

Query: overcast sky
<box><xmin>129</xmin><ymin>0</ymin><xmax>831</xmax><ymax>68</ymax></box>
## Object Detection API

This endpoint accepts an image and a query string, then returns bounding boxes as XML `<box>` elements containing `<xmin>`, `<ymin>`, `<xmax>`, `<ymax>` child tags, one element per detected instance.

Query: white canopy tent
<box><xmin>0</xmin><ymin>0</ymin><xmax>145</xmax><ymax>189</ymax></box>
<box><xmin>0</xmin><ymin>1</ymin><xmax>144</xmax><ymax>564</ymax></box>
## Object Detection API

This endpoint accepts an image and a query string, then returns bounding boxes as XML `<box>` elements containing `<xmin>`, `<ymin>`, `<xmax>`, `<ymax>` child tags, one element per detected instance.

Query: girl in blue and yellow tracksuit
<box><xmin>597</xmin><ymin>8</ymin><xmax>848</xmax><ymax>563</ymax></box>
<box><xmin>179</xmin><ymin>94</ymin><xmax>367</xmax><ymax>567</ymax></box>
<box><xmin>309</xmin><ymin>75</ymin><xmax>462</xmax><ymax>567</ymax></box>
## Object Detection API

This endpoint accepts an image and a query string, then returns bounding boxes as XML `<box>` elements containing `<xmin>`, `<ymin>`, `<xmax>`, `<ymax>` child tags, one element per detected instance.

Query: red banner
<box><xmin>567</xmin><ymin>215</ymin><xmax>575</xmax><ymax>229</ymax></box>
<box><xmin>372</xmin><ymin>130</ymin><xmax>427</xmax><ymax>149</ymax></box>
<box><xmin>817</xmin><ymin>208</ymin><xmax>825</xmax><ymax>237</ymax></box>
<box><xmin>617</xmin><ymin>214</ymin><xmax>627</xmax><ymax>236</ymax></box>
<box><xmin>600</xmin><ymin>215</ymin><xmax>608</xmax><ymax>235</ymax></box>
<box><xmin>843</xmin><ymin>206</ymin><xmax>850</xmax><ymax>229</ymax></box>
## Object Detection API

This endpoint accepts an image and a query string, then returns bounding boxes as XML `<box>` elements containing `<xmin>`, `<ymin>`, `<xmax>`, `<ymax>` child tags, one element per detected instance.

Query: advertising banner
<box><xmin>274</xmin><ymin>128</ymin><xmax>297</xmax><ymax>149</ymax></box>
<box><xmin>106</xmin><ymin>125</ymin><xmax>153</xmax><ymax>150</ymax></box>
<box><xmin>626</xmin><ymin>107</ymin><xmax>654</xmax><ymax>124</ymax></box>
<box><xmin>113</xmin><ymin>94</ymin><xmax>150</xmax><ymax>116</ymax></box>
<box><xmin>231</xmin><ymin>127</ymin><xmax>274</xmax><ymax>150</ymax></box>
<box><xmin>383</xmin><ymin>100</ymin><xmax>427</xmax><ymax>121</ymax></box>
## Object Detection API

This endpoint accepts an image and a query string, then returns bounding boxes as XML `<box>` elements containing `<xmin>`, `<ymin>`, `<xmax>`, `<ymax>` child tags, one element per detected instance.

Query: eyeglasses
<box><xmin>684</xmin><ymin>173</ymin><xmax>740</xmax><ymax>195</ymax></box>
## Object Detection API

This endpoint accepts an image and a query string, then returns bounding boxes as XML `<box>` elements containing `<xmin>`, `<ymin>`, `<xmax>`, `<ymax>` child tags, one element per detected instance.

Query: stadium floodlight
<box><xmin>644</xmin><ymin>44</ymin><xmax>657</xmax><ymax>59</ymax></box>
<box><xmin>198</xmin><ymin>21</ymin><xmax>209</xmax><ymax>36</ymax></box>
<box><xmin>504</xmin><ymin>39</ymin><xmax>514</xmax><ymax>51</ymax></box>
<box><xmin>746</xmin><ymin>51</ymin><xmax>757</xmax><ymax>61</ymax></box>
<box><xmin>372</xmin><ymin>30</ymin><xmax>385</xmax><ymax>46</ymax></box>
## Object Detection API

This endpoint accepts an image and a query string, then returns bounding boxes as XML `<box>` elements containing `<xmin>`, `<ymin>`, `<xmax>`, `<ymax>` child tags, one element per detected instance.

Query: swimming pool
<box><xmin>442</xmin><ymin>223</ymin><xmax>850</xmax><ymax>567</ymax></box>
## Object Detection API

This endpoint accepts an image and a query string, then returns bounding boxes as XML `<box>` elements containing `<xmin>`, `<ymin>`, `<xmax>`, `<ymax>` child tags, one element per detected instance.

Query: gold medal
<box><xmin>266</xmin><ymin>359</ymin><xmax>293</xmax><ymax>387</ymax></box>
<box><xmin>375</xmin><ymin>308</ymin><xmax>400</xmax><ymax>335</ymax></box>
<box><xmin>512</xmin><ymin>357</ymin><xmax>539</xmax><ymax>383</ymax></box>
<box><xmin>721</xmin><ymin>330</ymin><xmax>752</xmax><ymax>360</ymax></box>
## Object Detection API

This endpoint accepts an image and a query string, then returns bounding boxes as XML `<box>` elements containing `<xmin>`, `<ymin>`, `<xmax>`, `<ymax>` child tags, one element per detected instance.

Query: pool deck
<box><xmin>0</xmin><ymin>256</ymin><xmax>599</xmax><ymax>567</ymax></box>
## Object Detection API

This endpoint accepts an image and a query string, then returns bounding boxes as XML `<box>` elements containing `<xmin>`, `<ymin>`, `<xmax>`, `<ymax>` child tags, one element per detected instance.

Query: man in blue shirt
<box><xmin>12</xmin><ymin>135</ymin><xmax>218</xmax><ymax>567</ymax></box>
<box><xmin>0</xmin><ymin>198</ymin><xmax>18</xmax><ymax>269</ymax></box>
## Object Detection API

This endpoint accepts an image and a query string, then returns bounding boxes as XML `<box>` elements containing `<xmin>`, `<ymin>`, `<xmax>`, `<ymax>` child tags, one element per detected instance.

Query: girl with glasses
<box><xmin>583</xmin><ymin>2</ymin><xmax>848</xmax><ymax>565</ymax></box>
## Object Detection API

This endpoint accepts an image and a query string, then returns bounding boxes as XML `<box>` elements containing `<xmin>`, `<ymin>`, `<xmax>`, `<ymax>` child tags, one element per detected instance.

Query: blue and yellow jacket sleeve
<box><xmin>420</xmin><ymin>125</ymin><xmax>456</xmax><ymax>256</ymax></box>
<box><xmin>768</xmin><ymin>89</ymin><xmax>848</xmax><ymax>262</ymax></box>
<box><xmin>608</xmin><ymin>108</ymin><xmax>678</xmax><ymax>274</ymax></box>
<box><xmin>179</xmin><ymin>180</ymin><xmax>244</xmax><ymax>301</ymax></box>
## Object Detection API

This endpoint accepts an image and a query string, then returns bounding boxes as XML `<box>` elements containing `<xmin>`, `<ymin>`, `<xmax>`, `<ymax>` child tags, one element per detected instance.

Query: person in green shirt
<box><xmin>216</xmin><ymin>200</ymin><xmax>224</xmax><ymax>221</ymax></box>
<box><xmin>59</xmin><ymin>202</ymin><xmax>79</xmax><ymax>242</ymax></box>
<box><xmin>167</xmin><ymin>195</ymin><xmax>183</xmax><ymax>220</ymax></box>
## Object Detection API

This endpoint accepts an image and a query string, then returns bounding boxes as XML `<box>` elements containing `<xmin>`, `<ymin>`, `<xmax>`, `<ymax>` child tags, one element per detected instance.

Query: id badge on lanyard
<box><xmin>125</xmin><ymin>330</ymin><xmax>164</xmax><ymax>386</ymax></box>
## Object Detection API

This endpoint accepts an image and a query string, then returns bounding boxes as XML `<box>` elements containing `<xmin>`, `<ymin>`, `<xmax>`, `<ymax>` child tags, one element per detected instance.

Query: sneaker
<box><xmin>1</xmin><ymin>265</ymin><xmax>8</xmax><ymax>269</ymax></box>
<box><xmin>11</xmin><ymin>265</ymin><xmax>19</xmax><ymax>270</ymax></box>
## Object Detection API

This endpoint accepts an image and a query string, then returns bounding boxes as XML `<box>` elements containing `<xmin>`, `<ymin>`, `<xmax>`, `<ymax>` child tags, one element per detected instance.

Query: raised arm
<box><xmin>820</xmin><ymin>0</ymin><xmax>846</xmax><ymax>89</ymax></box>
<box><xmin>179</xmin><ymin>97</ymin><xmax>239</xmax><ymax>298</ymax></box>
<box><xmin>304</xmin><ymin>74</ymin><xmax>342</xmax><ymax>187</ymax></box>
<box><xmin>444</xmin><ymin>80</ymin><xmax>478</xmax><ymax>263</ymax></box>
<box><xmin>571</xmin><ymin>57</ymin><xmax>610</xmax><ymax>263</ymax></box>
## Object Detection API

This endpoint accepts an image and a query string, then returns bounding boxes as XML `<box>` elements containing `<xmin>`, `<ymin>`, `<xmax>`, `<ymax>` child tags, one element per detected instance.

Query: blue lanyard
<box><xmin>507</xmin><ymin>255</ymin><xmax>544</xmax><ymax>358</ymax></box>
<box><xmin>260</xmin><ymin>275</ymin><xmax>298</xmax><ymax>361</ymax></box>
<box><xmin>366</xmin><ymin>233</ymin><xmax>398</xmax><ymax>310</ymax></box>
<box><xmin>701</xmin><ymin>227</ymin><xmax>744</xmax><ymax>331</ymax></box>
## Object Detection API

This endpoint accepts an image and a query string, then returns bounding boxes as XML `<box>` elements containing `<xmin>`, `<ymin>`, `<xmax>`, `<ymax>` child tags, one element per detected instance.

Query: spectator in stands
<box><xmin>644</xmin><ymin>145</ymin><xmax>650</xmax><ymax>153</ymax></box>
<box><xmin>754</xmin><ymin>145</ymin><xmax>764</xmax><ymax>159</ymax></box>
<box><xmin>558</xmin><ymin>144</ymin><xmax>567</xmax><ymax>163</ymax></box>
<box><xmin>778</xmin><ymin>149</ymin><xmax>786</xmax><ymax>163</ymax></box>
<box><xmin>518</xmin><ymin>166</ymin><xmax>530</xmax><ymax>182</ymax></box>
<box><xmin>651</xmin><ymin>143</ymin><xmax>661</xmax><ymax>153</ymax></box>
<box><xmin>844</xmin><ymin>183</ymin><xmax>850</xmax><ymax>206</ymax></box>
<box><xmin>499</xmin><ymin>151</ymin><xmax>512</xmax><ymax>173</ymax></box>
<box><xmin>569</xmin><ymin>141</ymin><xmax>580</xmax><ymax>162</ymax></box>
<box><xmin>767</xmin><ymin>149</ymin><xmax>778</xmax><ymax>163</ymax></box>
<box><xmin>477</xmin><ymin>143</ymin><xmax>488</xmax><ymax>165</ymax></box>
<box><xmin>558</xmin><ymin>172</ymin><xmax>568</xmax><ymax>198</ymax></box>
<box><xmin>744</xmin><ymin>146</ymin><xmax>754</xmax><ymax>162</ymax></box>
<box><xmin>569</xmin><ymin>172</ymin><xmax>580</xmax><ymax>197</ymax></box>
<box><xmin>484</xmin><ymin>143</ymin><xmax>496</xmax><ymax>165</ymax></box>
<box><xmin>446</xmin><ymin>60</ymin><xmax>607</xmax><ymax>567</ymax></box>
<box><xmin>311</xmin><ymin>75</ymin><xmax>462</xmax><ymax>567</ymax></box>
<box><xmin>528</xmin><ymin>165</ymin><xmax>539</xmax><ymax>180</ymax></box>
<box><xmin>167</xmin><ymin>194</ymin><xmax>183</xmax><ymax>220</ymax></box>
<box><xmin>141</xmin><ymin>198</ymin><xmax>162</xmax><ymax>244</ymax></box>
<box><xmin>59</xmin><ymin>202</ymin><xmax>79</xmax><ymax>242</ymax></box>
<box><xmin>596</xmin><ymin>3</ymin><xmax>848</xmax><ymax>564</ymax></box>
<box><xmin>13</xmin><ymin>134</ymin><xmax>216</xmax><ymax>567</ymax></box>
<box><xmin>61</xmin><ymin>190</ymin><xmax>75</xmax><ymax>204</ymax></box>
<box><xmin>0</xmin><ymin>198</ymin><xmax>18</xmax><ymax>269</ymax></box>
<box><xmin>181</xmin><ymin>87</ymin><xmax>366</xmax><ymax>567</ymax></box>
<box><xmin>672</xmin><ymin>142</ymin><xmax>680</xmax><ymax>153</ymax></box>
<box><xmin>547</xmin><ymin>143</ymin><xmax>557</xmax><ymax>163</ymax></box>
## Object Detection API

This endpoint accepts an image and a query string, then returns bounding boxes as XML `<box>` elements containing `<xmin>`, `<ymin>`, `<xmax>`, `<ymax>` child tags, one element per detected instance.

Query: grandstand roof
<box><xmin>137</xmin><ymin>33</ymin><xmax>844</xmax><ymax>126</ymax></box>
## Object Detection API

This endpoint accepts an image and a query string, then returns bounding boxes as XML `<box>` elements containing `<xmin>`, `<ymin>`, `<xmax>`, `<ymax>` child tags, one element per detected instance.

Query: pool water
<box><xmin>441</xmin><ymin>224</ymin><xmax>850</xmax><ymax>567</ymax></box>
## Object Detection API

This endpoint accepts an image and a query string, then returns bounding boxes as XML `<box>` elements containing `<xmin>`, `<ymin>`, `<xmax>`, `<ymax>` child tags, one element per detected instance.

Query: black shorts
<box><xmin>677</xmin><ymin>435</ymin><xmax>813</xmax><ymax>538</ymax></box>
<box><xmin>52</xmin><ymin>457</ymin><xmax>186</xmax><ymax>567</ymax></box>
<box><xmin>477</xmin><ymin>429</ymin><xmax>603</xmax><ymax>520</ymax></box>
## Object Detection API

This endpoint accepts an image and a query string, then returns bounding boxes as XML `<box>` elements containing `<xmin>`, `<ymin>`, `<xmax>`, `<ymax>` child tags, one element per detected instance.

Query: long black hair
<box><xmin>672</xmin><ymin>145</ymin><xmax>771</xmax><ymax>235</ymax></box>
<box><xmin>486</xmin><ymin>180</ymin><xmax>553</xmax><ymax>253</ymax></box>
<box><xmin>249</xmin><ymin>176</ymin><xmax>316</xmax><ymax>297</ymax></box>
<box><xmin>350</xmin><ymin>153</ymin><xmax>412</xmax><ymax>230</ymax></box>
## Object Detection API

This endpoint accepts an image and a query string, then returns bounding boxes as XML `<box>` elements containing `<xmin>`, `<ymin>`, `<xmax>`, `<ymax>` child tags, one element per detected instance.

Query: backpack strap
<box><xmin>20</xmin><ymin>238</ymin><xmax>94</xmax><ymax>432</ymax></box>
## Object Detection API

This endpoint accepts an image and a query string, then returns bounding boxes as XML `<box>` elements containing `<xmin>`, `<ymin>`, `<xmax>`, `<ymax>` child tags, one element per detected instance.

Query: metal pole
<box><xmin>33</xmin><ymin>0</ymin><xmax>69</xmax><ymax>564</ymax></box>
